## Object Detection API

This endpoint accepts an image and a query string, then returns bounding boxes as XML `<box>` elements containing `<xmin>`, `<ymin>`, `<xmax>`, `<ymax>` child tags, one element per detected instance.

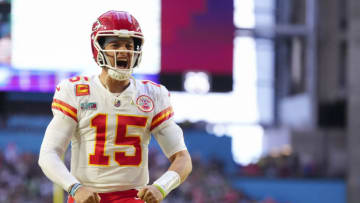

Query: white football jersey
<box><xmin>51</xmin><ymin>75</ymin><xmax>174</xmax><ymax>192</ymax></box>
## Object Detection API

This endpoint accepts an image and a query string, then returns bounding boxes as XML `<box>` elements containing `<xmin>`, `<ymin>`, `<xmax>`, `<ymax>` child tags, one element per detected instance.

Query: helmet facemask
<box><xmin>93</xmin><ymin>30</ymin><xmax>143</xmax><ymax>81</ymax></box>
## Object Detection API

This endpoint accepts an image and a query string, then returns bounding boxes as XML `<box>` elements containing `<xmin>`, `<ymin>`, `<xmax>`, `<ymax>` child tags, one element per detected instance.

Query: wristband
<box><xmin>69</xmin><ymin>183</ymin><xmax>82</xmax><ymax>197</ymax></box>
<box><xmin>153</xmin><ymin>170</ymin><xmax>181</xmax><ymax>198</ymax></box>
<box><xmin>153</xmin><ymin>184</ymin><xmax>166</xmax><ymax>198</ymax></box>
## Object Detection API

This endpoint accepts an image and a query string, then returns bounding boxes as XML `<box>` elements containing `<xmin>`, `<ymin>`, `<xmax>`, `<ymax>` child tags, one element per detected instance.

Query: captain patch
<box><xmin>76</xmin><ymin>84</ymin><xmax>90</xmax><ymax>96</ymax></box>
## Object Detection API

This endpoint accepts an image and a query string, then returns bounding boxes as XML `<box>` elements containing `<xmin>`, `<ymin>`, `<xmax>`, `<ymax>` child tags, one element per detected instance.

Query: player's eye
<box><xmin>126</xmin><ymin>44</ymin><xmax>133</xmax><ymax>49</ymax></box>
<box><xmin>111</xmin><ymin>44</ymin><xmax>119</xmax><ymax>49</ymax></box>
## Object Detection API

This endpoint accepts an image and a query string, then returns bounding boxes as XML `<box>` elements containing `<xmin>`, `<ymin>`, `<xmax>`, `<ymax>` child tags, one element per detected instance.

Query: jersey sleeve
<box><xmin>150</xmin><ymin>85</ymin><xmax>174</xmax><ymax>133</ymax></box>
<box><xmin>51</xmin><ymin>79</ymin><xmax>79</xmax><ymax>123</ymax></box>
<box><xmin>153</xmin><ymin>121</ymin><xmax>187</xmax><ymax>158</ymax></box>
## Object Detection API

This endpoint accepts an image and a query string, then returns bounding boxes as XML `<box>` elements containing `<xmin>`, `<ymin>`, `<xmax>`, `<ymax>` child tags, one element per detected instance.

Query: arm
<box><xmin>155</xmin><ymin>121</ymin><xmax>192</xmax><ymax>183</ymax></box>
<box><xmin>168</xmin><ymin>149</ymin><xmax>192</xmax><ymax>183</ymax></box>
<box><xmin>38</xmin><ymin>115</ymin><xmax>100</xmax><ymax>203</ymax></box>
<box><xmin>138</xmin><ymin>121</ymin><xmax>192</xmax><ymax>203</ymax></box>
<box><xmin>38</xmin><ymin>115</ymin><xmax>79</xmax><ymax>190</ymax></box>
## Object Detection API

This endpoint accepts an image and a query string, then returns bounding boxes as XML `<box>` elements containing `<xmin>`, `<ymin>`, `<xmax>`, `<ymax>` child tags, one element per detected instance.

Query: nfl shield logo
<box><xmin>114</xmin><ymin>99</ymin><xmax>121</xmax><ymax>107</ymax></box>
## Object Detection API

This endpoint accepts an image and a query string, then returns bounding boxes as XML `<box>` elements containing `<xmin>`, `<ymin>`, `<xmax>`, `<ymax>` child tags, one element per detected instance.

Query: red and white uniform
<box><xmin>51</xmin><ymin>75</ymin><xmax>178</xmax><ymax>193</ymax></box>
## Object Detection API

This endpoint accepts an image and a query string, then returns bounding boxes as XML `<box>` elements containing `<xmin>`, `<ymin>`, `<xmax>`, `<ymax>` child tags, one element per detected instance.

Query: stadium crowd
<box><xmin>0</xmin><ymin>143</ymin><xmax>52</xmax><ymax>203</ymax></box>
<box><xmin>0</xmin><ymin>141</ymin><xmax>332</xmax><ymax>203</ymax></box>
<box><xmin>239</xmin><ymin>152</ymin><xmax>322</xmax><ymax>179</ymax></box>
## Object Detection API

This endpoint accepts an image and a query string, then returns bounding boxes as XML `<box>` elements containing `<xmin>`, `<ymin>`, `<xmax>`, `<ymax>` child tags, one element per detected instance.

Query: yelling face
<box><xmin>103</xmin><ymin>37</ymin><xmax>135</xmax><ymax>70</ymax></box>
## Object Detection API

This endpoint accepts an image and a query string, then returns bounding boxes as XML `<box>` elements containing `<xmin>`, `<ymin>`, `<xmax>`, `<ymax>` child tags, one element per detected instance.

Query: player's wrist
<box><xmin>152</xmin><ymin>170</ymin><xmax>181</xmax><ymax>198</ymax></box>
<box><xmin>68</xmin><ymin>183</ymin><xmax>83</xmax><ymax>197</ymax></box>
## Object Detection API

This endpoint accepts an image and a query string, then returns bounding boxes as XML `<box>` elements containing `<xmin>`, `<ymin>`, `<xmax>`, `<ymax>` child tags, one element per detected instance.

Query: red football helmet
<box><xmin>91</xmin><ymin>10</ymin><xmax>144</xmax><ymax>81</ymax></box>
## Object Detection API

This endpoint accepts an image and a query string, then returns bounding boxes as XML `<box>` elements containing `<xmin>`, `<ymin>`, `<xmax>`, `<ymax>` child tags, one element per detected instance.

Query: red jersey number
<box><xmin>89</xmin><ymin>114</ymin><xmax>147</xmax><ymax>166</ymax></box>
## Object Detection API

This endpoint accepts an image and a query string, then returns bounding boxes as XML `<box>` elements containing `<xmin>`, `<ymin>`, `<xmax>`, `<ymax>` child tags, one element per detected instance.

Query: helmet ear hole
<box><xmin>133</xmin><ymin>38</ymin><xmax>142</xmax><ymax>51</ymax></box>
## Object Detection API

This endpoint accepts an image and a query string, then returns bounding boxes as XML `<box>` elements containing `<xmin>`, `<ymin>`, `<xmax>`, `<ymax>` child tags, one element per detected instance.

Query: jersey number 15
<box><xmin>88</xmin><ymin>114</ymin><xmax>147</xmax><ymax>166</ymax></box>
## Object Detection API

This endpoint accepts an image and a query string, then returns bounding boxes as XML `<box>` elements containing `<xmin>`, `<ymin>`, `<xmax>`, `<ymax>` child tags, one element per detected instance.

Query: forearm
<box><xmin>168</xmin><ymin>150</ymin><xmax>192</xmax><ymax>183</ymax></box>
<box><xmin>39</xmin><ymin>147</ymin><xmax>79</xmax><ymax>191</ymax></box>
<box><xmin>151</xmin><ymin>150</ymin><xmax>192</xmax><ymax>199</ymax></box>
<box><xmin>152</xmin><ymin>122</ymin><xmax>192</xmax><ymax>197</ymax></box>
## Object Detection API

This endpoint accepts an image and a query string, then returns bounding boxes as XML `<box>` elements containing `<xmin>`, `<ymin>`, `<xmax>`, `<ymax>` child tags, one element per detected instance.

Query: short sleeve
<box><xmin>150</xmin><ymin>85</ymin><xmax>174</xmax><ymax>133</ymax></box>
<box><xmin>51</xmin><ymin>80</ymin><xmax>78</xmax><ymax>123</ymax></box>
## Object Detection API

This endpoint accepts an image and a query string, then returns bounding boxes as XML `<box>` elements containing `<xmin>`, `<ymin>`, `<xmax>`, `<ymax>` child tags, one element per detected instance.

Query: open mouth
<box><xmin>116</xmin><ymin>59</ymin><xmax>128</xmax><ymax>68</ymax></box>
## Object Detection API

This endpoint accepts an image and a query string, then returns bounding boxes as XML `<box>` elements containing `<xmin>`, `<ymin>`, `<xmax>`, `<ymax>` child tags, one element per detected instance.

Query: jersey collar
<box><xmin>95</xmin><ymin>75</ymin><xmax>136</xmax><ymax>102</ymax></box>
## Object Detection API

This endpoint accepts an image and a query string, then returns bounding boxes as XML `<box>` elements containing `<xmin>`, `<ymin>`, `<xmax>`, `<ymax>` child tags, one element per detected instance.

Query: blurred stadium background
<box><xmin>0</xmin><ymin>0</ymin><xmax>359</xmax><ymax>202</ymax></box>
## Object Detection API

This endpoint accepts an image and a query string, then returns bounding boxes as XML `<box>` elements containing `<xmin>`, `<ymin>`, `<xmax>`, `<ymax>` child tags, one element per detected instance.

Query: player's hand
<box><xmin>73</xmin><ymin>186</ymin><xmax>101</xmax><ymax>203</ymax></box>
<box><xmin>137</xmin><ymin>185</ymin><xmax>164</xmax><ymax>203</ymax></box>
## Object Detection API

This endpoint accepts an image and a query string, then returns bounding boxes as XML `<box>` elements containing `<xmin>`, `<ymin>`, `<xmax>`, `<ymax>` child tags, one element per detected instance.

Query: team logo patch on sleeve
<box><xmin>136</xmin><ymin>95</ymin><xmax>154</xmax><ymax>112</ymax></box>
<box><xmin>75</xmin><ymin>84</ymin><xmax>90</xmax><ymax>96</ymax></box>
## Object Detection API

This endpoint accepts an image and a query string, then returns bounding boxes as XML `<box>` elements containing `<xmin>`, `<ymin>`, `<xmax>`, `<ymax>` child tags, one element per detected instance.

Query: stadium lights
<box><xmin>183</xmin><ymin>71</ymin><xmax>210</xmax><ymax>94</ymax></box>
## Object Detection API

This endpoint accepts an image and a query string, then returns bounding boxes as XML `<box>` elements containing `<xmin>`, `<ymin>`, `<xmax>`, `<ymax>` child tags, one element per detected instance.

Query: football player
<box><xmin>38</xmin><ymin>10</ymin><xmax>192</xmax><ymax>203</ymax></box>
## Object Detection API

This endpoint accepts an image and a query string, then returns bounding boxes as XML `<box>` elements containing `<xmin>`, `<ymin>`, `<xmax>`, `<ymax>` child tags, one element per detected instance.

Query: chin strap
<box><xmin>107</xmin><ymin>67</ymin><xmax>132</xmax><ymax>81</ymax></box>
